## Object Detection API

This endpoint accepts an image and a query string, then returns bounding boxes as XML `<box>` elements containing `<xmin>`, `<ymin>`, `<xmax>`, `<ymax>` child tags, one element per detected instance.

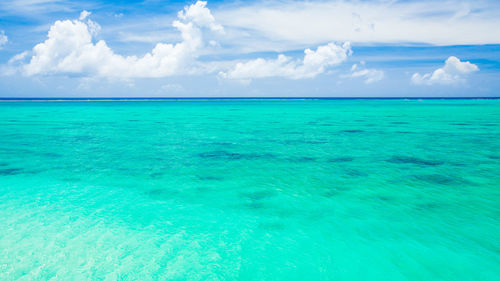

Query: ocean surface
<box><xmin>0</xmin><ymin>99</ymin><xmax>499</xmax><ymax>280</ymax></box>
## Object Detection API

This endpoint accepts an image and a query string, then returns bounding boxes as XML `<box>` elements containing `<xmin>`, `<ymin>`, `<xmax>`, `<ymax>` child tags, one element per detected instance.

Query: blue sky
<box><xmin>0</xmin><ymin>0</ymin><xmax>499</xmax><ymax>97</ymax></box>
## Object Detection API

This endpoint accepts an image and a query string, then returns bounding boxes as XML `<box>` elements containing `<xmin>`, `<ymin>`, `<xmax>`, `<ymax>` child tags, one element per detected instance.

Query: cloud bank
<box><xmin>411</xmin><ymin>56</ymin><xmax>479</xmax><ymax>85</ymax></box>
<box><xmin>215</xmin><ymin>0</ymin><xmax>500</xmax><ymax>50</ymax></box>
<box><xmin>13</xmin><ymin>1</ymin><xmax>352</xmax><ymax>81</ymax></box>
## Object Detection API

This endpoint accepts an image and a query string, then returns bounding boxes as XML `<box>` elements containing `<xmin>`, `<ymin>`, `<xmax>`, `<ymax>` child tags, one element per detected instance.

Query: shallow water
<box><xmin>0</xmin><ymin>99</ymin><xmax>499</xmax><ymax>280</ymax></box>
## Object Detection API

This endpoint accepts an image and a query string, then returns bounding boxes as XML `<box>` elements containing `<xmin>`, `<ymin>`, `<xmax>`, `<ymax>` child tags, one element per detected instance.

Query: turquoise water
<box><xmin>0</xmin><ymin>99</ymin><xmax>499</xmax><ymax>280</ymax></box>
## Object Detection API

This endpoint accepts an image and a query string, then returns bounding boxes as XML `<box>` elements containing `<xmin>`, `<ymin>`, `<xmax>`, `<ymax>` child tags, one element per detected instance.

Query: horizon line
<box><xmin>0</xmin><ymin>97</ymin><xmax>499</xmax><ymax>101</ymax></box>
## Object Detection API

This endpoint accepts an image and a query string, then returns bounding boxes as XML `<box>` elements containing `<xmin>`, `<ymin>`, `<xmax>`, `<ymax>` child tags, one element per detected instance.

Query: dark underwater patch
<box><xmin>387</xmin><ymin>156</ymin><xmax>443</xmax><ymax>166</ymax></box>
<box><xmin>323</xmin><ymin>190</ymin><xmax>340</xmax><ymax>197</ymax></box>
<box><xmin>146</xmin><ymin>188</ymin><xmax>179</xmax><ymax>199</ymax></box>
<box><xmin>198</xmin><ymin>150</ymin><xmax>243</xmax><ymax>160</ymax></box>
<box><xmin>341</xmin><ymin>129</ymin><xmax>365</xmax><ymax>133</ymax></box>
<box><xmin>197</xmin><ymin>175</ymin><xmax>224</xmax><ymax>181</ymax></box>
<box><xmin>42</xmin><ymin>152</ymin><xmax>62</xmax><ymax>158</ymax></box>
<box><xmin>149</xmin><ymin>172</ymin><xmax>164</xmax><ymax>178</ymax></box>
<box><xmin>0</xmin><ymin>168</ymin><xmax>23</xmax><ymax>175</ymax></box>
<box><xmin>343</xmin><ymin>169</ymin><xmax>368</xmax><ymax>177</ymax></box>
<box><xmin>374</xmin><ymin>195</ymin><xmax>392</xmax><ymax>202</ymax></box>
<box><xmin>287</xmin><ymin>156</ymin><xmax>317</xmax><ymax>163</ymax></box>
<box><xmin>391</xmin><ymin>121</ymin><xmax>409</xmax><ymax>125</ymax></box>
<box><xmin>413</xmin><ymin>174</ymin><xmax>469</xmax><ymax>185</ymax></box>
<box><xmin>328</xmin><ymin>157</ymin><xmax>354</xmax><ymax>162</ymax></box>
<box><xmin>198</xmin><ymin>150</ymin><xmax>276</xmax><ymax>160</ymax></box>
<box><xmin>242</xmin><ymin>152</ymin><xmax>276</xmax><ymax>160</ymax></box>
<box><xmin>147</xmin><ymin>189</ymin><xmax>164</xmax><ymax>196</ymax></box>
<box><xmin>414</xmin><ymin>202</ymin><xmax>441</xmax><ymax>211</ymax></box>
<box><xmin>243</xmin><ymin>201</ymin><xmax>264</xmax><ymax>209</ymax></box>
<box><xmin>241</xmin><ymin>190</ymin><xmax>276</xmax><ymax>201</ymax></box>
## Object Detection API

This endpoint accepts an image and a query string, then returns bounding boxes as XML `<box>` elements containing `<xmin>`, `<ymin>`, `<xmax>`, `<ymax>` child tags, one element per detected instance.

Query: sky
<box><xmin>0</xmin><ymin>0</ymin><xmax>499</xmax><ymax>97</ymax></box>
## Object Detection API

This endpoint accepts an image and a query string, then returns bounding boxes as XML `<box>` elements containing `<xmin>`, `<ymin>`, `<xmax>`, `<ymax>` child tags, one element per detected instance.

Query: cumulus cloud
<box><xmin>0</xmin><ymin>30</ymin><xmax>7</xmax><ymax>48</ymax></box>
<box><xmin>345</xmin><ymin>62</ymin><xmax>384</xmax><ymax>84</ymax></box>
<box><xmin>19</xmin><ymin>1</ymin><xmax>223</xmax><ymax>78</ymax></box>
<box><xmin>220</xmin><ymin>42</ymin><xmax>351</xmax><ymax>80</ymax></box>
<box><xmin>411</xmin><ymin>56</ymin><xmax>478</xmax><ymax>85</ymax></box>
<box><xmin>178</xmin><ymin>1</ymin><xmax>223</xmax><ymax>33</ymax></box>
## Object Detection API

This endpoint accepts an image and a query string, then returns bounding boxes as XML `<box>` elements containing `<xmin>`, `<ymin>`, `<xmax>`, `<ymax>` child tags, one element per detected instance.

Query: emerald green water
<box><xmin>0</xmin><ymin>99</ymin><xmax>499</xmax><ymax>280</ymax></box>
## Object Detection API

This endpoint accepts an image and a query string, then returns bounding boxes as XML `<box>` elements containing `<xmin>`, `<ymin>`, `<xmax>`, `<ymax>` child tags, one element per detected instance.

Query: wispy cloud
<box><xmin>214</xmin><ymin>0</ymin><xmax>500</xmax><ymax>51</ymax></box>
<box><xmin>160</xmin><ymin>83</ymin><xmax>184</xmax><ymax>93</ymax></box>
<box><xmin>0</xmin><ymin>0</ymin><xmax>74</xmax><ymax>14</ymax></box>
<box><xmin>0</xmin><ymin>30</ymin><xmax>7</xmax><ymax>48</ymax></box>
<box><xmin>79</xmin><ymin>10</ymin><xmax>91</xmax><ymax>20</ymax></box>
<box><xmin>344</xmin><ymin>62</ymin><xmax>384</xmax><ymax>84</ymax></box>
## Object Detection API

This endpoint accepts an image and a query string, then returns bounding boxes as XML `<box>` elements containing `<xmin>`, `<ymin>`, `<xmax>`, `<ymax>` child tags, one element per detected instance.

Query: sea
<box><xmin>0</xmin><ymin>98</ymin><xmax>499</xmax><ymax>280</ymax></box>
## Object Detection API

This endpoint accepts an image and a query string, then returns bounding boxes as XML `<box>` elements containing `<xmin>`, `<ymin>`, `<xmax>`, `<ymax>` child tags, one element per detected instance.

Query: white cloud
<box><xmin>8</xmin><ymin>51</ymin><xmax>28</xmax><ymax>64</ymax></box>
<box><xmin>1</xmin><ymin>50</ymin><xmax>28</xmax><ymax>75</ymax></box>
<box><xmin>86</xmin><ymin>18</ymin><xmax>101</xmax><ymax>36</ymax></box>
<box><xmin>351</xmin><ymin>69</ymin><xmax>384</xmax><ymax>84</ymax></box>
<box><xmin>178</xmin><ymin>1</ymin><xmax>223</xmax><ymax>33</ymax></box>
<box><xmin>411</xmin><ymin>56</ymin><xmax>479</xmax><ymax>85</ymax></box>
<box><xmin>20</xmin><ymin>1</ymin><xmax>223</xmax><ymax>78</ymax></box>
<box><xmin>344</xmin><ymin>62</ymin><xmax>384</xmax><ymax>84</ymax></box>
<box><xmin>214</xmin><ymin>0</ymin><xmax>500</xmax><ymax>51</ymax></box>
<box><xmin>220</xmin><ymin>42</ymin><xmax>351</xmax><ymax>80</ymax></box>
<box><xmin>0</xmin><ymin>0</ymin><xmax>73</xmax><ymax>15</ymax></box>
<box><xmin>117</xmin><ymin>31</ymin><xmax>179</xmax><ymax>44</ymax></box>
<box><xmin>79</xmin><ymin>10</ymin><xmax>91</xmax><ymax>20</ymax></box>
<box><xmin>77</xmin><ymin>10</ymin><xmax>100</xmax><ymax>36</ymax></box>
<box><xmin>0</xmin><ymin>30</ymin><xmax>7</xmax><ymax>48</ymax></box>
